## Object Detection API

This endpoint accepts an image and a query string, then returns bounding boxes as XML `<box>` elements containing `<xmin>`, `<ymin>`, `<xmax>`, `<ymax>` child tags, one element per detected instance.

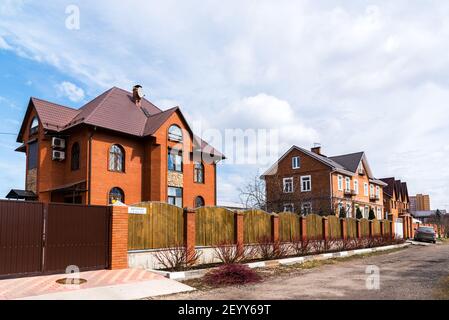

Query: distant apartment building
<box><xmin>380</xmin><ymin>178</ymin><xmax>410</xmax><ymax>221</ymax></box>
<box><xmin>262</xmin><ymin>145</ymin><xmax>387</xmax><ymax>218</ymax></box>
<box><xmin>410</xmin><ymin>194</ymin><xmax>431</xmax><ymax>212</ymax></box>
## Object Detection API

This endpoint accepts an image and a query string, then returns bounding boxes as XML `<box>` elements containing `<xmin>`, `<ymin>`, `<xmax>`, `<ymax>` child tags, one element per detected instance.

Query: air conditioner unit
<box><xmin>52</xmin><ymin>150</ymin><xmax>65</xmax><ymax>161</ymax></box>
<box><xmin>52</xmin><ymin>137</ymin><xmax>66</xmax><ymax>149</ymax></box>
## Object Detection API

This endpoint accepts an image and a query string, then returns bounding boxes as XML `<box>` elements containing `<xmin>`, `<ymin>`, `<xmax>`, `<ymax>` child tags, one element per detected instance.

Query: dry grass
<box><xmin>434</xmin><ymin>276</ymin><xmax>449</xmax><ymax>300</ymax></box>
<box><xmin>181</xmin><ymin>246</ymin><xmax>408</xmax><ymax>290</ymax></box>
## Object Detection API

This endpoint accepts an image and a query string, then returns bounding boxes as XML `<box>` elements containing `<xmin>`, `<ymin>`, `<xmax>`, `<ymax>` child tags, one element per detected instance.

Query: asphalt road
<box><xmin>160</xmin><ymin>243</ymin><xmax>449</xmax><ymax>300</ymax></box>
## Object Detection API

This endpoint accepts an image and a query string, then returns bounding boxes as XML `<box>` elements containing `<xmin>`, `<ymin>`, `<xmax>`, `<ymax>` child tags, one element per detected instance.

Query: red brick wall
<box><xmin>110</xmin><ymin>206</ymin><xmax>128</xmax><ymax>269</ymax></box>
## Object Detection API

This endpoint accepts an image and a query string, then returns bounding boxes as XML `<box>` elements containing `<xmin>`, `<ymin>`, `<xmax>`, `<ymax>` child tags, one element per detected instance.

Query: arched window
<box><xmin>109</xmin><ymin>187</ymin><xmax>125</xmax><ymax>204</ymax></box>
<box><xmin>30</xmin><ymin>117</ymin><xmax>39</xmax><ymax>135</ymax></box>
<box><xmin>109</xmin><ymin>144</ymin><xmax>125</xmax><ymax>172</ymax></box>
<box><xmin>194</xmin><ymin>162</ymin><xmax>204</xmax><ymax>183</ymax></box>
<box><xmin>71</xmin><ymin>142</ymin><xmax>80</xmax><ymax>171</ymax></box>
<box><xmin>195</xmin><ymin>196</ymin><xmax>205</xmax><ymax>208</ymax></box>
<box><xmin>168</xmin><ymin>125</ymin><xmax>183</xmax><ymax>142</ymax></box>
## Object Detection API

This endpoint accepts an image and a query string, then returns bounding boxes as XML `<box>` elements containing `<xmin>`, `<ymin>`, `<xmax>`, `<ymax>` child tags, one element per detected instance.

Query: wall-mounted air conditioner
<box><xmin>52</xmin><ymin>137</ymin><xmax>66</xmax><ymax>149</ymax></box>
<box><xmin>52</xmin><ymin>150</ymin><xmax>65</xmax><ymax>161</ymax></box>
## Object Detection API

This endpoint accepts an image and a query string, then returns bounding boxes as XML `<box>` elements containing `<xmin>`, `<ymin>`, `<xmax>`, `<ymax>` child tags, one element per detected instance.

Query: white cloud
<box><xmin>55</xmin><ymin>81</ymin><xmax>85</xmax><ymax>102</ymax></box>
<box><xmin>1</xmin><ymin>1</ymin><xmax>449</xmax><ymax>208</ymax></box>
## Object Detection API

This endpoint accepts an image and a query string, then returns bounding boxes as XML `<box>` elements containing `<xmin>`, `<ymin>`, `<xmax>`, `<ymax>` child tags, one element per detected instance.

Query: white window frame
<box><xmin>364</xmin><ymin>183</ymin><xmax>369</xmax><ymax>196</ymax></box>
<box><xmin>376</xmin><ymin>186</ymin><xmax>380</xmax><ymax>197</ymax></box>
<box><xmin>377</xmin><ymin>207</ymin><xmax>382</xmax><ymax>220</ymax></box>
<box><xmin>353</xmin><ymin>180</ymin><xmax>359</xmax><ymax>195</ymax></box>
<box><xmin>283</xmin><ymin>177</ymin><xmax>294</xmax><ymax>193</ymax></box>
<box><xmin>292</xmin><ymin>156</ymin><xmax>301</xmax><ymax>169</ymax></box>
<box><xmin>283</xmin><ymin>203</ymin><xmax>294</xmax><ymax>213</ymax></box>
<box><xmin>370</xmin><ymin>184</ymin><xmax>374</xmax><ymax>196</ymax></box>
<box><xmin>301</xmin><ymin>202</ymin><xmax>312</xmax><ymax>215</ymax></box>
<box><xmin>346</xmin><ymin>203</ymin><xmax>352</xmax><ymax>218</ymax></box>
<box><xmin>338</xmin><ymin>175</ymin><xmax>343</xmax><ymax>191</ymax></box>
<box><xmin>300</xmin><ymin>175</ymin><xmax>312</xmax><ymax>192</ymax></box>
<box><xmin>345</xmin><ymin>177</ymin><xmax>351</xmax><ymax>191</ymax></box>
<box><xmin>364</xmin><ymin>206</ymin><xmax>370</xmax><ymax>219</ymax></box>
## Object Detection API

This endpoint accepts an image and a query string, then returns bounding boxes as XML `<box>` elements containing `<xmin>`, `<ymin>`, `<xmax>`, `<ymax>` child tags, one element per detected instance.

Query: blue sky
<box><xmin>1</xmin><ymin>0</ymin><xmax>449</xmax><ymax>209</ymax></box>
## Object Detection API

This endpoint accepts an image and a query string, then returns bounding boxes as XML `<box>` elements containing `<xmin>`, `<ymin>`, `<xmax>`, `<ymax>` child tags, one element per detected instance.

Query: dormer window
<box><xmin>168</xmin><ymin>125</ymin><xmax>183</xmax><ymax>142</ymax></box>
<box><xmin>30</xmin><ymin>117</ymin><xmax>39</xmax><ymax>136</ymax></box>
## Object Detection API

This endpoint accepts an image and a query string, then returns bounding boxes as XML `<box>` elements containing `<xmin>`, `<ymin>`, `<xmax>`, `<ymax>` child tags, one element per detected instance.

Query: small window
<box><xmin>284</xmin><ymin>203</ymin><xmax>294</xmax><ymax>213</ymax></box>
<box><xmin>168</xmin><ymin>149</ymin><xmax>183</xmax><ymax>172</ymax></box>
<box><xmin>364</xmin><ymin>183</ymin><xmax>369</xmax><ymax>196</ymax></box>
<box><xmin>28</xmin><ymin>141</ymin><xmax>38</xmax><ymax>169</ymax></box>
<box><xmin>168</xmin><ymin>125</ymin><xmax>183</xmax><ymax>142</ymax></box>
<box><xmin>109</xmin><ymin>144</ymin><xmax>125</xmax><ymax>172</ymax></box>
<box><xmin>345</xmin><ymin>177</ymin><xmax>351</xmax><ymax>191</ymax></box>
<box><xmin>292</xmin><ymin>156</ymin><xmax>301</xmax><ymax>169</ymax></box>
<box><xmin>194</xmin><ymin>162</ymin><xmax>204</xmax><ymax>183</ymax></box>
<box><xmin>346</xmin><ymin>204</ymin><xmax>352</xmax><ymax>218</ymax></box>
<box><xmin>370</xmin><ymin>184</ymin><xmax>374</xmax><ymax>196</ymax></box>
<box><xmin>300</xmin><ymin>175</ymin><xmax>312</xmax><ymax>192</ymax></box>
<box><xmin>30</xmin><ymin>117</ymin><xmax>39</xmax><ymax>135</ymax></box>
<box><xmin>302</xmin><ymin>202</ymin><xmax>312</xmax><ymax>215</ymax></box>
<box><xmin>353</xmin><ymin>180</ymin><xmax>359</xmax><ymax>194</ymax></box>
<box><xmin>376</xmin><ymin>186</ymin><xmax>380</xmax><ymax>197</ymax></box>
<box><xmin>338</xmin><ymin>175</ymin><xmax>343</xmax><ymax>191</ymax></box>
<box><xmin>195</xmin><ymin>196</ymin><xmax>205</xmax><ymax>208</ymax></box>
<box><xmin>283</xmin><ymin>177</ymin><xmax>294</xmax><ymax>193</ymax></box>
<box><xmin>364</xmin><ymin>206</ymin><xmax>369</xmax><ymax>219</ymax></box>
<box><xmin>71</xmin><ymin>142</ymin><xmax>80</xmax><ymax>171</ymax></box>
<box><xmin>168</xmin><ymin>187</ymin><xmax>183</xmax><ymax>207</ymax></box>
<box><xmin>109</xmin><ymin>187</ymin><xmax>124</xmax><ymax>204</ymax></box>
<box><xmin>377</xmin><ymin>207</ymin><xmax>382</xmax><ymax>220</ymax></box>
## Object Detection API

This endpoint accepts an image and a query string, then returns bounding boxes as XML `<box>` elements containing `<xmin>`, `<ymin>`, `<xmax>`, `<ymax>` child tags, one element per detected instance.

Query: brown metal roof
<box><xmin>18</xmin><ymin>87</ymin><xmax>224</xmax><ymax>158</ymax></box>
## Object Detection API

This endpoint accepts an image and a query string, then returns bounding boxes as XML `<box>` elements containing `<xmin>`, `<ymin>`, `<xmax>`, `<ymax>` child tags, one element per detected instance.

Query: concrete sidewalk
<box><xmin>0</xmin><ymin>269</ymin><xmax>194</xmax><ymax>300</ymax></box>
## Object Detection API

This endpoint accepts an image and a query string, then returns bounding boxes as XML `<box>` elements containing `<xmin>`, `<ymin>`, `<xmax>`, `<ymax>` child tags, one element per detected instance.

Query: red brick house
<box><xmin>262</xmin><ymin>145</ymin><xmax>387</xmax><ymax>218</ymax></box>
<box><xmin>11</xmin><ymin>85</ymin><xmax>224</xmax><ymax>207</ymax></box>
<box><xmin>380</xmin><ymin>177</ymin><xmax>410</xmax><ymax>221</ymax></box>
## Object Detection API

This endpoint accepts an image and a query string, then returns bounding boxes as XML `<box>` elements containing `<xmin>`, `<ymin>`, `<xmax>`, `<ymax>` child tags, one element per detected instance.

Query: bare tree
<box><xmin>238</xmin><ymin>175</ymin><xmax>267</xmax><ymax>210</ymax></box>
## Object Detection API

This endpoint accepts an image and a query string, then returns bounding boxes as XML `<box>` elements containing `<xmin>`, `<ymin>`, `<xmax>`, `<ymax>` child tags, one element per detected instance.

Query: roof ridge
<box><xmin>329</xmin><ymin>151</ymin><xmax>364</xmax><ymax>158</ymax></box>
<box><xmin>82</xmin><ymin>87</ymin><xmax>116</xmax><ymax>124</ymax></box>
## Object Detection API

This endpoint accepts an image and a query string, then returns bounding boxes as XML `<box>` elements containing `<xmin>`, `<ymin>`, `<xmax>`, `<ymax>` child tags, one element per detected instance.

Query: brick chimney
<box><xmin>311</xmin><ymin>144</ymin><xmax>322</xmax><ymax>155</ymax></box>
<box><xmin>132</xmin><ymin>85</ymin><xmax>143</xmax><ymax>107</ymax></box>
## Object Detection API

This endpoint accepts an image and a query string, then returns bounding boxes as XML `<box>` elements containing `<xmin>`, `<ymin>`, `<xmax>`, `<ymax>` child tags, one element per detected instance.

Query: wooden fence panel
<box><xmin>195</xmin><ymin>207</ymin><xmax>235</xmax><ymax>246</ymax></box>
<box><xmin>306</xmin><ymin>214</ymin><xmax>323</xmax><ymax>239</ymax></box>
<box><xmin>128</xmin><ymin>202</ymin><xmax>184</xmax><ymax>250</ymax></box>
<box><xmin>243</xmin><ymin>210</ymin><xmax>272</xmax><ymax>244</ymax></box>
<box><xmin>360</xmin><ymin>219</ymin><xmax>370</xmax><ymax>237</ymax></box>
<box><xmin>346</xmin><ymin>218</ymin><xmax>357</xmax><ymax>239</ymax></box>
<box><xmin>384</xmin><ymin>220</ymin><xmax>391</xmax><ymax>236</ymax></box>
<box><xmin>373</xmin><ymin>219</ymin><xmax>381</xmax><ymax>236</ymax></box>
<box><xmin>279</xmin><ymin>212</ymin><xmax>300</xmax><ymax>242</ymax></box>
<box><xmin>328</xmin><ymin>216</ymin><xmax>341</xmax><ymax>239</ymax></box>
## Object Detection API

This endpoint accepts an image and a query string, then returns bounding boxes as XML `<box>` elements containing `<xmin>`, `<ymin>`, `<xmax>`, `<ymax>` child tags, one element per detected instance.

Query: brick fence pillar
<box><xmin>409</xmin><ymin>216</ymin><xmax>413</xmax><ymax>239</ymax></box>
<box><xmin>271</xmin><ymin>214</ymin><xmax>280</xmax><ymax>253</ymax></box>
<box><xmin>322</xmin><ymin>217</ymin><xmax>329</xmax><ymax>241</ymax></box>
<box><xmin>380</xmin><ymin>220</ymin><xmax>385</xmax><ymax>238</ymax></box>
<box><xmin>356</xmin><ymin>220</ymin><xmax>362</xmax><ymax>239</ymax></box>
<box><xmin>369</xmin><ymin>220</ymin><xmax>374</xmax><ymax>238</ymax></box>
<box><xmin>110</xmin><ymin>206</ymin><xmax>129</xmax><ymax>270</ymax></box>
<box><xmin>184</xmin><ymin>208</ymin><xmax>196</xmax><ymax>261</ymax></box>
<box><xmin>403</xmin><ymin>216</ymin><xmax>408</xmax><ymax>239</ymax></box>
<box><xmin>300</xmin><ymin>216</ymin><xmax>307</xmax><ymax>241</ymax></box>
<box><xmin>390</xmin><ymin>219</ymin><xmax>395</xmax><ymax>239</ymax></box>
<box><xmin>235</xmin><ymin>211</ymin><xmax>244</xmax><ymax>253</ymax></box>
<box><xmin>340</xmin><ymin>219</ymin><xmax>347</xmax><ymax>240</ymax></box>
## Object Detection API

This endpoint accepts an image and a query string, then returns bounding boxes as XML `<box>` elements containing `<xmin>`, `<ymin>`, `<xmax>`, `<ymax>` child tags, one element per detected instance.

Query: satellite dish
<box><xmin>136</xmin><ymin>87</ymin><xmax>144</xmax><ymax>98</ymax></box>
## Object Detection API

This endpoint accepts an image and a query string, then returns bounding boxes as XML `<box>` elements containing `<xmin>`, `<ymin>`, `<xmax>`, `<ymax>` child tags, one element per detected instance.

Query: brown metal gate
<box><xmin>0</xmin><ymin>200</ymin><xmax>111</xmax><ymax>279</ymax></box>
<box><xmin>44</xmin><ymin>203</ymin><xmax>111</xmax><ymax>274</ymax></box>
<box><xmin>0</xmin><ymin>201</ymin><xmax>44</xmax><ymax>279</ymax></box>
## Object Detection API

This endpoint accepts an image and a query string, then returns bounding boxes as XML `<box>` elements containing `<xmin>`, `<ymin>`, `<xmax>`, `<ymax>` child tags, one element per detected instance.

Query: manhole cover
<box><xmin>56</xmin><ymin>278</ymin><xmax>87</xmax><ymax>285</ymax></box>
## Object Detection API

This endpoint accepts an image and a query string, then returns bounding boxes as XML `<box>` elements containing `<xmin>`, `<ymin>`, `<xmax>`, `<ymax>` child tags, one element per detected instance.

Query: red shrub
<box><xmin>154</xmin><ymin>246</ymin><xmax>202</xmax><ymax>271</ymax></box>
<box><xmin>254</xmin><ymin>237</ymin><xmax>290</xmax><ymax>260</ymax></box>
<box><xmin>213</xmin><ymin>243</ymin><xmax>254</xmax><ymax>264</ymax></box>
<box><xmin>204</xmin><ymin>264</ymin><xmax>262</xmax><ymax>286</ymax></box>
<box><xmin>291</xmin><ymin>238</ymin><xmax>312</xmax><ymax>256</ymax></box>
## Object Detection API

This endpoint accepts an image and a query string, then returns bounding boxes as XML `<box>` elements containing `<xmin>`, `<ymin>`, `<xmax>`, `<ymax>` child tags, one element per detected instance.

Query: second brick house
<box><xmin>11</xmin><ymin>85</ymin><xmax>224</xmax><ymax>207</ymax></box>
<box><xmin>262</xmin><ymin>145</ymin><xmax>387</xmax><ymax>218</ymax></box>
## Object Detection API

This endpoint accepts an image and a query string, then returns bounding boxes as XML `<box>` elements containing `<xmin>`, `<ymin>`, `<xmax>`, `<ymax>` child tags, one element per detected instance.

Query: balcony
<box><xmin>344</xmin><ymin>189</ymin><xmax>353</xmax><ymax>197</ymax></box>
<box><xmin>370</xmin><ymin>194</ymin><xmax>380</xmax><ymax>202</ymax></box>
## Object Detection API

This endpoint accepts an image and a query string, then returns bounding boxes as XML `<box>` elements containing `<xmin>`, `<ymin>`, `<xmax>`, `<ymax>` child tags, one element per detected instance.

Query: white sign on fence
<box><xmin>128</xmin><ymin>207</ymin><xmax>147</xmax><ymax>215</ymax></box>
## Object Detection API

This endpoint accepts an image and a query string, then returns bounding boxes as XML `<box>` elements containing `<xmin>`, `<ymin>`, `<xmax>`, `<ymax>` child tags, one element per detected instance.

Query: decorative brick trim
<box><xmin>110</xmin><ymin>206</ymin><xmax>129</xmax><ymax>270</ymax></box>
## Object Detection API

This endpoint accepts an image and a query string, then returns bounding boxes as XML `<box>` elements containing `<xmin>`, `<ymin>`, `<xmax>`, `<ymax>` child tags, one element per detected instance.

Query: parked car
<box><xmin>414</xmin><ymin>227</ymin><xmax>437</xmax><ymax>244</ymax></box>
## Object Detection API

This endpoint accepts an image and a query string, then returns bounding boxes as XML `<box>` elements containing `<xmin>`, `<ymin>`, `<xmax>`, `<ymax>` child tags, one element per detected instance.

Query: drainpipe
<box><xmin>87</xmin><ymin>127</ymin><xmax>96</xmax><ymax>205</ymax></box>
